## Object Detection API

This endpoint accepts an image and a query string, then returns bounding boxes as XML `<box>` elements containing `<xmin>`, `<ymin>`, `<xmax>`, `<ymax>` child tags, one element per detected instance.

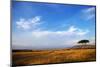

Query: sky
<box><xmin>12</xmin><ymin>1</ymin><xmax>96</xmax><ymax>50</ymax></box>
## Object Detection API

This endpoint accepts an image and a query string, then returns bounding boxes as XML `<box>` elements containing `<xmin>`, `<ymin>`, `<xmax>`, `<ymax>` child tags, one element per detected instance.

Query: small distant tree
<box><xmin>78</xmin><ymin>40</ymin><xmax>89</xmax><ymax>45</ymax></box>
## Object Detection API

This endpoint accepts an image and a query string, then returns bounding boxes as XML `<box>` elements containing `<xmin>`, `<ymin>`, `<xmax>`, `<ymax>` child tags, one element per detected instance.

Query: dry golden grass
<box><xmin>12</xmin><ymin>48</ymin><xmax>96</xmax><ymax>66</ymax></box>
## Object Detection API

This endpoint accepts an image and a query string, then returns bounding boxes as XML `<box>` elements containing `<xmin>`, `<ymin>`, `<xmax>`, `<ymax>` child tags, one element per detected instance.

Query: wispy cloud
<box><xmin>16</xmin><ymin>16</ymin><xmax>41</xmax><ymax>30</ymax></box>
<box><xmin>81</xmin><ymin>7</ymin><xmax>95</xmax><ymax>21</ymax></box>
<box><xmin>32</xmin><ymin>26</ymin><xmax>89</xmax><ymax>37</ymax></box>
<box><xmin>83</xmin><ymin>7</ymin><xmax>95</xmax><ymax>13</ymax></box>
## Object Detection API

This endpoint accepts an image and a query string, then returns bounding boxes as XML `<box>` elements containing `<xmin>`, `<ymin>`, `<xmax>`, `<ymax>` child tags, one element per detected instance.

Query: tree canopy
<box><xmin>78</xmin><ymin>40</ymin><xmax>89</xmax><ymax>45</ymax></box>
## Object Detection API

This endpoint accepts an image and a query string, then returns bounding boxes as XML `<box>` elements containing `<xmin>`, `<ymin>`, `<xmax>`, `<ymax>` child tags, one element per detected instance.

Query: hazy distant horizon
<box><xmin>12</xmin><ymin>44</ymin><xmax>73</xmax><ymax>50</ymax></box>
<box><xmin>12</xmin><ymin>1</ymin><xmax>96</xmax><ymax>50</ymax></box>
<box><xmin>12</xmin><ymin>41</ymin><xmax>95</xmax><ymax>50</ymax></box>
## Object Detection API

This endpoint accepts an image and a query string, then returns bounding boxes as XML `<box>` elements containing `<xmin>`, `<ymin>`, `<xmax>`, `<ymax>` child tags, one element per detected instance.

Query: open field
<box><xmin>12</xmin><ymin>46</ymin><xmax>96</xmax><ymax>66</ymax></box>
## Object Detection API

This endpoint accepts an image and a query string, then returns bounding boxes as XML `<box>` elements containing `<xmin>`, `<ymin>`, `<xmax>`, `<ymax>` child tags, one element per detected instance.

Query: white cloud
<box><xmin>16</xmin><ymin>16</ymin><xmax>41</xmax><ymax>30</ymax></box>
<box><xmin>13</xmin><ymin>24</ymin><xmax>89</xmax><ymax>49</ymax></box>
<box><xmin>83</xmin><ymin>7</ymin><xmax>95</xmax><ymax>13</ymax></box>
<box><xmin>76</xmin><ymin>29</ymin><xmax>89</xmax><ymax>36</ymax></box>
<box><xmin>82</xmin><ymin>7</ymin><xmax>95</xmax><ymax>21</ymax></box>
<box><xmin>31</xmin><ymin>16</ymin><xmax>41</xmax><ymax>24</ymax></box>
<box><xmin>32</xmin><ymin>26</ymin><xmax>89</xmax><ymax>38</ymax></box>
<box><xmin>67</xmin><ymin>26</ymin><xmax>77</xmax><ymax>32</ymax></box>
<box><xmin>86</xmin><ymin>14</ymin><xmax>95</xmax><ymax>21</ymax></box>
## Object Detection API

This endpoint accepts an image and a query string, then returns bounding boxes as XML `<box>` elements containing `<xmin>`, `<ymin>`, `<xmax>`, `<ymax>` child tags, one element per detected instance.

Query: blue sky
<box><xmin>12</xmin><ymin>1</ymin><xmax>96</xmax><ymax>50</ymax></box>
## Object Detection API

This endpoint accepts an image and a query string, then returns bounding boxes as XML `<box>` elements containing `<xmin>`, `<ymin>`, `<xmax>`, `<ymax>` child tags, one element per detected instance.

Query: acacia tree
<box><xmin>78</xmin><ymin>40</ymin><xmax>89</xmax><ymax>45</ymax></box>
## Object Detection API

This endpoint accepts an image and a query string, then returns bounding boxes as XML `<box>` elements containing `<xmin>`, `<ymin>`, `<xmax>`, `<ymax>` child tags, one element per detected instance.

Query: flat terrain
<box><xmin>12</xmin><ymin>46</ymin><xmax>96</xmax><ymax>66</ymax></box>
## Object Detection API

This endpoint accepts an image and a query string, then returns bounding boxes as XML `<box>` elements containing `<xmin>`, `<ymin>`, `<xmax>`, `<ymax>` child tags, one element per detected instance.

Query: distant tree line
<box><xmin>12</xmin><ymin>50</ymin><xmax>33</xmax><ymax>52</ymax></box>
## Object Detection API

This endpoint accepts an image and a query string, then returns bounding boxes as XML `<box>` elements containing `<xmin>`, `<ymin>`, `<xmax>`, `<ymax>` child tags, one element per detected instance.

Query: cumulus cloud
<box><xmin>16</xmin><ymin>16</ymin><xmax>41</xmax><ymax>30</ymax></box>
<box><xmin>81</xmin><ymin>7</ymin><xmax>95</xmax><ymax>21</ymax></box>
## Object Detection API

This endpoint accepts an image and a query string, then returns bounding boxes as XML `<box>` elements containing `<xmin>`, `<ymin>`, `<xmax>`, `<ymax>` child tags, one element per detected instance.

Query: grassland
<box><xmin>12</xmin><ymin>45</ymin><xmax>96</xmax><ymax>66</ymax></box>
